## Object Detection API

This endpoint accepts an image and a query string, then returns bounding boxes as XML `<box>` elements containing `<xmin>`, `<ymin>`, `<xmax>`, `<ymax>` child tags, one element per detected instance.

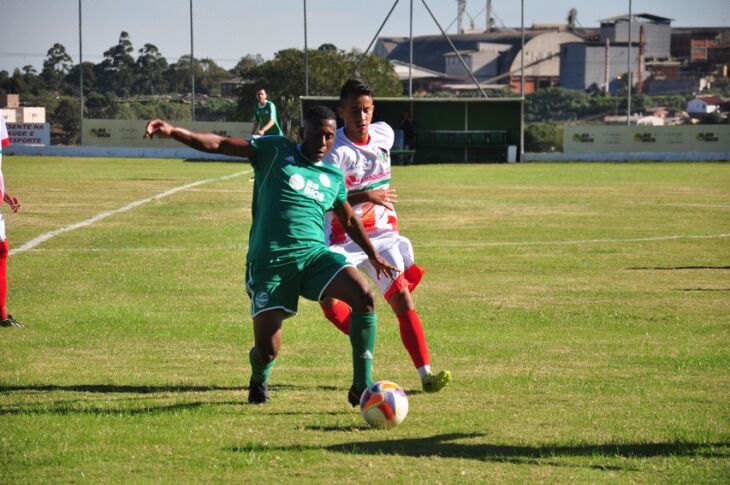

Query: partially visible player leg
<box><xmin>320</xmin><ymin>297</ymin><xmax>352</xmax><ymax>335</ymax></box>
<box><xmin>322</xmin><ymin>266</ymin><xmax>378</xmax><ymax>406</ymax></box>
<box><xmin>0</xmin><ymin>239</ymin><xmax>21</xmax><ymax>329</ymax></box>
<box><xmin>386</xmin><ymin>287</ymin><xmax>451</xmax><ymax>393</ymax></box>
<box><xmin>248</xmin><ymin>309</ymin><xmax>286</xmax><ymax>404</ymax></box>
<box><xmin>369</xmin><ymin>235</ymin><xmax>451</xmax><ymax>393</ymax></box>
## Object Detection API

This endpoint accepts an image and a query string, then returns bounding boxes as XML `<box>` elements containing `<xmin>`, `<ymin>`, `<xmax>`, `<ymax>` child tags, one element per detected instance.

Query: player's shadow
<box><xmin>327</xmin><ymin>433</ymin><xmax>728</xmax><ymax>460</ymax></box>
<box><xmin>0</xmin><ymin>384</ymin><xmax>247</xmax><ymax>394</ymax></box>
<box><xmin>0</xmin><ymin>383</ymin><xmax>340</xmax><ymax>394</ymax></box>
<box><xmin>229</xmin><ymin>433</ymin><xmax>729</xmax><ymax>469</ymax></box>
<box><xmin>0</xmin><ymin>382</ymin><xmax>347</xmax><ymax>416</ymax></box>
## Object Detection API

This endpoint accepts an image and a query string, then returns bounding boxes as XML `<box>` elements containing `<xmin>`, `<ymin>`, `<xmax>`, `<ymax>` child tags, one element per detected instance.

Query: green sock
<box><xmin>349</xmin><ymin>311</ymin><xmax>377</xmax><ymax>392</ymax></box>
<box><xmin>249</xmin><ymin>347</ymin><xmax>275</xmax><ymax>384</ymax></box>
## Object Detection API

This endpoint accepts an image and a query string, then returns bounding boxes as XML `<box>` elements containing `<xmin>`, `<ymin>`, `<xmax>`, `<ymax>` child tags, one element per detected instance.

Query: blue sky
<box><xmin>1</xmin><ymin>0</ymin><xmax>728</xmax><ymax>73</ymax></box>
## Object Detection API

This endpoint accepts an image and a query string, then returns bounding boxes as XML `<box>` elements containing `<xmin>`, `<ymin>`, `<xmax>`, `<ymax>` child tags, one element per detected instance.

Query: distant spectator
<box><xmin>399</xmin><ymin>111</ymin><xmax>415</xmax><ymax>149</ymax></box>
<box><xmin>251</xmin><ymin>89</ymin><xmax>283</xmax><ymax>137</ymax></box>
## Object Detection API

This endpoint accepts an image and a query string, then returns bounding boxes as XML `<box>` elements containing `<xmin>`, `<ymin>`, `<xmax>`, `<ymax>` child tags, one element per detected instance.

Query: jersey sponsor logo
<box><xmin>288</xmin><ymin>173</ymin><xmax>305</xmax><ymax>191</ymax></box>
<box><xmin>254</xmin><ymin>291</ymin><xmax>269</xmax><ymax>309</ymax></box>
<box><xmin>289</xmin><ymin>172</ymin><xmax>327</xmax><ymax>203</ymax></box>
<box><xmin>303</xmin><ymin>180</ymin><xmax>326</xmax><ymax>202</ymax></box>
<box><xmin>319</xmin><ymin>173</ymin><xmax>331</xmax><ymax>188</ymax></box>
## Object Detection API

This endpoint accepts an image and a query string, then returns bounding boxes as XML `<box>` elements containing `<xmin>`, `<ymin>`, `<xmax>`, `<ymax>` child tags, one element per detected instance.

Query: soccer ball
<box><xmin>359</xmin><ymin>380</ymin><xmax>409</xmax><ymax>428</ymax></box>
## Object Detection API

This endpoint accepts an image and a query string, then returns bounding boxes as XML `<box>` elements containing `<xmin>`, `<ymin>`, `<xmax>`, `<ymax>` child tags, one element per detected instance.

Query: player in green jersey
<box><xmin>252</xmin><ymin>89</ymin><xmax>283</xmax><ymax>137</ymax></box>
<box><xmin>144</xmin><ymin>106</ymin><xmax>397</xmax><ymax>406</ymax></box>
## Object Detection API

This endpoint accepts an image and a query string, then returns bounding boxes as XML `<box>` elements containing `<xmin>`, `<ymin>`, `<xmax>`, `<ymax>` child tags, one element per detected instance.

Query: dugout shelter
<box><xmin>301</xmin><ymin>96</ymin><xmax>523</xmax><ymax>164</ymax></box>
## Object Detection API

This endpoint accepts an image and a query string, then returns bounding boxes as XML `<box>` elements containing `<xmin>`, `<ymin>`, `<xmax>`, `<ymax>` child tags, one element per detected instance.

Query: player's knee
<box><xmin>358</xmin><ymin>286</ymin><xmax>376</xmax><ymax>313</ymax></box>
<box><xmin>255</xmin><ymin>345</ymin><xmax>278</xmax><ymax>364</ymax></box>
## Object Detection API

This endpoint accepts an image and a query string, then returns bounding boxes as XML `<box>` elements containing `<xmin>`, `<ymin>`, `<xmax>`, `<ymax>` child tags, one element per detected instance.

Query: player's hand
<box><xmin>256</xmin><ymin>130</ymin><xmax>265</xmax><ymax>136</ymax></box>
<box><xmin>369</xmin><ymin>254</ymin><xmax>399</xmax><ymax>280</ymax></box>
<box><xmin>5</xmin><ymin>196</ymin><xmax>21</xmax><ymax>213</ymax></box>
<box><xmin>369</xmin><ymin>188</ymin><xmax>397</xmax><ymax>211</ymax></box>
<box><xmin>143</xmin><ymin>119</ymin><xmax>174</xmax><ymax>139</ymax></box>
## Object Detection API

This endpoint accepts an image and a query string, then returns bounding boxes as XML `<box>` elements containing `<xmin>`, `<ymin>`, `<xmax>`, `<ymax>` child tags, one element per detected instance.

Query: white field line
<box><xmin>18</xmin><ymin>232</ymin><xmax>730</xmax><ymax>254</ymax></box>
<box><xmin>10</xmin><ymin>169</ymin><xmax>250</xmax><ymax>256</ymax></box>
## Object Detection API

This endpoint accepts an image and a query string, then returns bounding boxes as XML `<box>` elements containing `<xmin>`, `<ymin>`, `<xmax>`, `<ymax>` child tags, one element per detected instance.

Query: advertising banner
<box><xmin>564</xmin><ymin>125</ymin><xmax>730</xmax><ymax>153</ymax></box>
<box><xmin>7</xmin><ymin>123</ymin><xmax>50</xmax><ymax>146</ymax></box>
<box><xmin>82</xmin><ymin>119</ymin><xmax>253</xmax><ymax>147</ymax></box>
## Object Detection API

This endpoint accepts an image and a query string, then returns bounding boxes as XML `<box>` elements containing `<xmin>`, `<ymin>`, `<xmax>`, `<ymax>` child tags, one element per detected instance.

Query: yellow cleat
<box><xmin>422</xmin><ymin>370</ymin><xmax>452</xmax><ymax>393</ymax></box>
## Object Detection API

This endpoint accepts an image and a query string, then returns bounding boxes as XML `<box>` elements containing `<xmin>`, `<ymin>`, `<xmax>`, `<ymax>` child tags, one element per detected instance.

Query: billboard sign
<box><xmin>565</xmin><ymin>125</ymin><xmax>730</xmax><ymax>153</ymax></box>
<box><xmin>82</xmin><ymin>119</ymin><xmax>252</xmax><ymax>147</ymax></box>
<box><xmin>6</xmin><ymin>123</ymin><xmax>50</xmax><ymax>146</ymax></box>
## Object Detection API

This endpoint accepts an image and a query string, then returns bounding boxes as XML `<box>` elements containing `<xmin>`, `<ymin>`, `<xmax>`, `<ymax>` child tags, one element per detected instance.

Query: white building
<box><xmin>687</xmin><ymin>96</ymin><xmax>723</xmax><ymax>114</ymax></box>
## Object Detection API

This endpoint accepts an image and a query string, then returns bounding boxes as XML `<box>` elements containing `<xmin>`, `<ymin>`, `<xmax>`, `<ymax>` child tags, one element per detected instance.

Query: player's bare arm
<box><xmin>348</xmin><ymin>188</ymin><xmax>397</xmax><ymax>211</ymax></box>
<box><xmin>258</xmin><ymin>119</ymin><xmax>275</xmax><ymax>136</ymax></box>
<box><xmin>332</xmin><ymin>201</ymin><xmax>397</xmax><ymax>279</ymax></box>
<box><xmin>144</xmin><ymin>119</ymin><xmax>254</xmax><ymax>158</ymax></box>
<box><xmin>3</xmin><ymin>192</ymin><xmax>20</xmax><ymax>214</ymax></box>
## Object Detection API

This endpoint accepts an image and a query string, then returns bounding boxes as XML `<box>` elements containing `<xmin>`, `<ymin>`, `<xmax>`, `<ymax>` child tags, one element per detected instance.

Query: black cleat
<box><xmin>347</xmin><ymin>386</ymin><xmax>362</xmax><ymax>407</ymax></box>
<box><xmin>248</xmin><ymin>379</ymin><xmax>269</xmax><ymax>404</ymax></box>
<box><xmin>0</xmin><ymin>315</ymin><xmax>24</xmax><ymax>328</ymax></box>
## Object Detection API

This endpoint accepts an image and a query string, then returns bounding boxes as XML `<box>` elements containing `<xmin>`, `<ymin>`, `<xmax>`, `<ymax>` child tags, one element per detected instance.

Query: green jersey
<box><xmin>253</xmin><ymin>100</ymin><xmax>283</xmax><ymax>136</ymax></box>
<box><xmin>247</xmin><ymin>136</ymin><xmax>347</xmax><ymax>264</ymax></box>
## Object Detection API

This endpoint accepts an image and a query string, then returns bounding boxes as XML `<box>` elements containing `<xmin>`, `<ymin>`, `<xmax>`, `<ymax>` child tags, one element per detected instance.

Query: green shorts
<box><xmin>245</xmin><ymin>247</ymin><xmax>352</xmax><ymax>318</ymax></box>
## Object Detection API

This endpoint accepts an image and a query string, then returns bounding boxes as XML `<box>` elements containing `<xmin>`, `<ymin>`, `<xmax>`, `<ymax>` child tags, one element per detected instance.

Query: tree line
<box><xmin>0</xmin><ymin>32</ymin><xmax>402</xmax><ymax>144</ymax></box>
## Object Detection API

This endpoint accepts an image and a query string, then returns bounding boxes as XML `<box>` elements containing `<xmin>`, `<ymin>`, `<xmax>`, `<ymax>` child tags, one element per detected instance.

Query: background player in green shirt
<box><xmin>144</xmin><ymin>106</ymin><xmax>396</xmax><ymax>406</ymax></box>
<box><xmin>252</xmin><ymin>88</ymin><xmax>283</xmax><ymax>137</ymax></box>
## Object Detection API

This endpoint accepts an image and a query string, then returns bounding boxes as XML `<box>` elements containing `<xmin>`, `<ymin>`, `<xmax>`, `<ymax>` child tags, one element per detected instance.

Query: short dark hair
<box><xmin>303</xmin><ymin>105</ymin><xmax>336</xmax><ymax>126</ymax></box>
<box><xmin>339</xmin><ymin>78</ymin><xmax>374</xmax><ymax>102</ymax></box>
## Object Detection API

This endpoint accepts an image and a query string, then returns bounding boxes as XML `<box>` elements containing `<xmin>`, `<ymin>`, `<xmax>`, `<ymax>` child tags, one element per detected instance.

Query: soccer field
<box><xmin>1</xmin><ymin>157</ymin><xmax>728</xmax><ymax>483</ymax></box>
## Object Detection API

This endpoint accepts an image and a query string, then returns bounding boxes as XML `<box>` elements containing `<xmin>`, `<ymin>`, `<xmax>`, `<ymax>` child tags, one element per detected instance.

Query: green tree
<box><xmin>134</xmin><ymin>43</ymin><xmax>168</xmax><ymax>95</ymax></box>
<box><xmin>165</xmin><ymin>55</ymin><xmax>195</xmax><ymax>94</ymax></box>
<box><xmin>52</xmin><ymin>97</ymin><xmax>80</xmax><ymax>144</ymax></box>
<box><xmin>197</xmin><ymin>58</ymin><xmax>232</xmax><ymax>96</ymax></box>
<box><xmin>98</xmin><ymin>32</ymin><xmax>136</xmax><ymax>96</ymax></box>
<box><xmin>63</xmin><ymin>61</ymin><xmax>96</xmax><ymax>96</ymax></box>
<box><xmin>41</xmin><ymin>43</ymin><xmax>73</xmax><ymax>91</ymax></box>
<box><xmin>524</xmin><ymin>123</ymin><xmax>563</xmax><ymax>152</ymax></box>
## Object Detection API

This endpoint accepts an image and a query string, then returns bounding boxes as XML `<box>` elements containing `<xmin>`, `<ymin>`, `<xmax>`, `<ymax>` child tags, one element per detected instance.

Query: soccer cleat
<box><xmin>422</xmin><ymin>370</ymin><xmax>452</xmax><ymax>393</ymax></box>
<box><xmin>347</xmin><ymin>386</ymin><xmax>362</xmax><ymax>407</ymax></box>
<box><xmin>0</xmin><ymin>315</ymin><xmax>24</xmax><ymax>328</ymax></box>
<box><xmin>247</xmin><ymin>378</ymin><xmax>269</xmax><ymax>404</ymax></box>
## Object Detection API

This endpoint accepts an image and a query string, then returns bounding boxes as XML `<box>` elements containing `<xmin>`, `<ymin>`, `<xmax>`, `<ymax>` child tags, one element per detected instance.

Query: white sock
<box><xmin>417</xmin><ymin>365</ymin><xmax>432</xmax><ymax>380</ymax></box>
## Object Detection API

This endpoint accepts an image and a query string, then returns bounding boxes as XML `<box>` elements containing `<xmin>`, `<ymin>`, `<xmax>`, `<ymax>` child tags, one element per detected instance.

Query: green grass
<box><xmin>1</xmin><ymin>157</ymin><xmax>728</xmax><ymax>483</ymax></box>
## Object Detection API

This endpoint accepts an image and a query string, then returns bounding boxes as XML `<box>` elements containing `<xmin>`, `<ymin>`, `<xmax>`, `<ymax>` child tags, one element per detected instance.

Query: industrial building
<box><xmin>559</xmin><ymin>42</ymin><xmax>641</xmax><ymax>92</ymax></box>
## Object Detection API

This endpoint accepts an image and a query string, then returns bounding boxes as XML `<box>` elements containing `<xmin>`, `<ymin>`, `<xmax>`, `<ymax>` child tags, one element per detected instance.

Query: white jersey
<box><xmin>324</xmin><ymin>122</ymin><xmax>397</xmax><ymax>245</ymax></box>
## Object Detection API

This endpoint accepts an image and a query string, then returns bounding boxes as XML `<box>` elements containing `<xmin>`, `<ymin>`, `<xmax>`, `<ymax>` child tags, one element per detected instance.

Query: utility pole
<box><xmin>78</xmin><ymin>0</ymin><xmax>83</xmax><ymax>145</ymax></box>
<box><xmin>190</xmin><ymin>0</ymin><xmax>195</xmax><ymax>121</ymax></box>
<box><xmin>627</xmin><ymin>0</ymin><xmax>632</xmax><ymax>126</ymax></box>
<box><xmin>486</xmin><ymin>0</ymin><xmax>492</xmax><ymax>31</ymax></box>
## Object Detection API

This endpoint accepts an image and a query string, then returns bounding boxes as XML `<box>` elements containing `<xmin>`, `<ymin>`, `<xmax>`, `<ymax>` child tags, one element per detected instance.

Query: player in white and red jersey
<box><xmin>0</xmin><ymin>115</ymin><xmax>23</xmax><ymax>328</ymax></box>
<box><xmin>321</xmin><ymin>79</ymin><xmax>451</xmax><ymax>393</ymax></box>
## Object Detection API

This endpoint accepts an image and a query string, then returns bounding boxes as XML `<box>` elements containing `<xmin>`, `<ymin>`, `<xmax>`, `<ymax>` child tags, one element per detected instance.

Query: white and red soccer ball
<box><xmin>359</xmin><ymin>380</ymin><xmax>409</xmax><ymax>428</ymax></box>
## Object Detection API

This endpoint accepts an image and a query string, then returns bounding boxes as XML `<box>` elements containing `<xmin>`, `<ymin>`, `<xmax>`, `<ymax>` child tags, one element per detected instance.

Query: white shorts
<box><xmin>0</xmin><ymin>212</ymin><xmax>5</xmax><ymax>241</ymax></box>
<box><xmin>329</xmin><ymin>233</ymin><xmax>425</xmax><ymax>300</ymax></box>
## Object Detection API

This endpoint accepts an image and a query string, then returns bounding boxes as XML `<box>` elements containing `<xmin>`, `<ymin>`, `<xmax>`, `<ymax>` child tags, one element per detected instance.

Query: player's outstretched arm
<box><xmin>3</xmin><ymin>192</ymin><xmax>21</xmax><ymax>213</ymax></box>
<box><xmin>144</xmin><ymin>119</ymin><xmax>253</xmax><ymax>158</ymax></box>
<box><xmin>333</xmin><ymin>201</ymin><xmax>398</xmax><ymax>280</ymax></box>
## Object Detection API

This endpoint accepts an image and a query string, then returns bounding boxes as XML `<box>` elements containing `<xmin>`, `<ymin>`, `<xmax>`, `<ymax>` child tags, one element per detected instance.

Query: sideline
<box><xmin>10</xmin><ymin>170</ymin><xmax>250</xmax><ymax>256</ymax></box>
